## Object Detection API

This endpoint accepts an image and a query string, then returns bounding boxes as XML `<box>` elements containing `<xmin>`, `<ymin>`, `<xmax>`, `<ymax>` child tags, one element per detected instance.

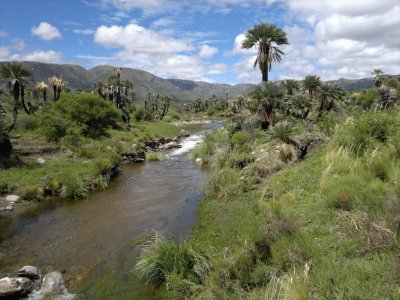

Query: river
<box><xmin>0</xmin><ymin>121</ymin><xmax>222</xmax><ymax>299</ymax></box>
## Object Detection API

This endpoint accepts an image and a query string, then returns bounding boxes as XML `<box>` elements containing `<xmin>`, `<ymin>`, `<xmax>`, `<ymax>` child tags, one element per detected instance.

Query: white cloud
<box><xmin>0</xmin><ymin>46</ymin><xmax>11</xmax><ymax>61</ymax></box>
<box><xmin>0</xmin><ymin>31</ymin><xmax>8</xmax><ymax>38</ymax></box>
<box><xmin>91</xmin><ymin>23</ymin><xmax>227</xmax><ymax>80</ymax></box>
<box><xmin>13</xmin><ymin>39</ymin><xmax>26</xmax><ymax>51</ymax></box>
<box><xmin>73</xmin><ymin>29</ymin><xmax>95</xmax><ymax>35</ymax></box>
<box><xmin>151</xmin><ymin>17</ymin><xmax>175</xmax><ymax>28</ymax></box>
<box><xmin>14</xmin><ymin>50</ymin><xmax>63</xmax><ymax>63</ymax></box>
<box><xmin>31</xmin><ymin>22</ymin><xmax>62</xmax><ymax>41</ymax></box>
<box><xmin>94</xmin><ymin>24</ymin><xmax>193</xmax><ymax>53</ymax></box>
<box><xmin>199</xmin><ymin>44</ymin><xmax>218</xmax><ymax>58</ymax></box>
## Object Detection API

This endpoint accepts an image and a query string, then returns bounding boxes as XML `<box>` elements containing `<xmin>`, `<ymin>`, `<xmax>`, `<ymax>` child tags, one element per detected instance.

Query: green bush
<box><xmin>38</xmin><ymin>93</ymin><xmax>121</xmax><ymax>140</ymax></box>
<box><xmin>135</xmin><ymin>233</ymin><xmax>212</xmax><ymax>286</ymax></box>
<box><xmin>54</xmin><ymin>93</ymin><xmax>121</xmax><ymax>138</ymax></box>
<box><xmin>355</xmin><ymin>88</ymin><xmax>379</xmax><ymax>109</ymax></box>
<box><xmin>134</xmin><ymin>108</ymin><xmax>154</xmax><ymax>122</ymax></box>
<box><xmin>231</xmin><ymin>131</ymin><xmax>251</xmax><ymax>152</ymax></box>
<box><xmin>206</xmin><ymin>108</ymin><xmax>217</xmax><ymax>116</ymax></box>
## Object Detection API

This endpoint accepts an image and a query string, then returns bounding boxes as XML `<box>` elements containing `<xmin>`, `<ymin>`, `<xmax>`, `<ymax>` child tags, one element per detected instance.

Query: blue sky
<box><xmin>0</xmin><ymin>0</ymin><xmax>399</xmax><ymax>84</ymax></box>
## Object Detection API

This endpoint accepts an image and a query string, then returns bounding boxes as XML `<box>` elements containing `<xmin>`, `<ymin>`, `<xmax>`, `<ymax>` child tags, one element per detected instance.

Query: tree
<box><xmin>48</xmin><ymin>75</ymin><xmax>65</xmax><ymax>101</ymax></box>
<box><xmin>35</xmin><ymin>81</ymin><xmax>48</xmax><ymax>102</ymax></box>
<box><xmin>241</xmin><ymin>23</ymin><xmax>288</xmax><ymax>82</ymax></box>
<box><xmin>303</xmin><ymin>75</ymin><xmax>322</xmax><ymax>100</ymax></box>
<box><xmin>253</xmin><ymin>82</ymin><xmax>285</xmax><ymax>130</ymax></box>
<box><xmin>282</xmin><ymin>79</ymin><xmax>299</xmax><ymax>96</ymax></box>
<box><xmin>371</xmin><ymin>69</ymin><xmax>384</xmax><ymax>79</ymax></box>
<box><xmin>317</xmin><ymin>83</ymin><xmax>345</xmax><ymax>117</ymax></box>
<box><xmin>0</xmin><ymin>61</ymin><xmax>32</xmax><ymax>163</ymax></box>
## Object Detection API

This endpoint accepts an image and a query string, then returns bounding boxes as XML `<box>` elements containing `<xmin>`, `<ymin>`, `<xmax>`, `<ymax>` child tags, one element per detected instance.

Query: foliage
<box><xmin>133</xmin><ymin>107</ymin><xmax>154</xmax><ymax>122</ymax></box>
<box><xmin>135</xmin><ymin>233</ymin><xmax>213</xmax><ymax>287</ymax></box>
<box><xmin>146</xmin><ymin>151</ymin><xmax>163</xmax><ymax>161</ymax></box>
<box><xmin>242</xmin><ymin>23</ymin><xmax>289</xmax><ymax>82</ymax></box>
<box><xmin>355</xmin><ymin>88</ymin><xmax>379</xmax><ymax>109</ymax></box>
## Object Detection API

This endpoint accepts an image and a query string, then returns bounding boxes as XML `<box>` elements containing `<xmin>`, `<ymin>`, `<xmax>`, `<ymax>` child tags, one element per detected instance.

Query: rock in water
<box><xmin>5</xmin><ymin>205</ymin><xmax>13</xmax><ymax>211</ymax></box>
<box><xmin>18</xmin><ymin>266</ymin><xmax>41</xmax><ymax>280</ymax></box>
<box><xmin>0</xmin><ymin>277</ymin><xmax>33</xmax><ymax>298</ymax></box>
<box><xmin>40</xmin><ymin>271</ymin><xmax>64</xmax><ymax>294</ymax></box>
<box><xmin>5</xmin><ymin>195</ymin><xmax>20</xmax><ymax>203</ymax></box>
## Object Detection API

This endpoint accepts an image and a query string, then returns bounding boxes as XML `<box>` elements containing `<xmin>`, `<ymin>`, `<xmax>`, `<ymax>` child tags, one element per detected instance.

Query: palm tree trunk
<box><xmin>262</xmin><ymin>66</ymin><xmax>269</xmax><ymax>82</ymax></box>
<box><xmin>53</xmin><ymin>85</ymin><xmax>57</xmax><ymax>101</ymax></box>
<box><xmin>20</xmin><ymin>84</ymin><xmax>30</xmax><ymax>114</ymax></box>
<box><xmin>6</xmin><ymin>81</ymin><xmax>20</xmax><ymax>133</ymax></box>
<box><xmin>0</xmin><ymin>133</ymin><xmax>12</xmax><ymax>161</ymax></box>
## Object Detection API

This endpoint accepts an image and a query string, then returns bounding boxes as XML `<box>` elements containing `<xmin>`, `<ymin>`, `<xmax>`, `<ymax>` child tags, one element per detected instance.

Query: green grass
<box><xmin>140</xmin><ymin>110</ymin><xmax>400</xmax><ymax>299</ymax></box>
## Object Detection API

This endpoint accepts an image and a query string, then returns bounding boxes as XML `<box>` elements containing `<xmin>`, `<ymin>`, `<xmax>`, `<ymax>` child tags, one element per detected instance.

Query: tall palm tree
<box><xmin>0</xmin><ymin>61</ymin><xmax>32</xmax><ymax>162</ymax></box>
<box><xmin>371</xmin><ymin>69</ymin><xmax>384</xmax><ymax>79</ymax></box>
<box><xmin>282</xmin><ymin>79</ymin><xmax>299</xmax><ymax>96</ymax></box>
<box><xmin>0</xmin><ymin>61</ymin><xmax>32</xmax><ymax>115</ymax></box>
<box><xmin>303</xmin><ymin>75</ymin><xmax>322</xmax><ymax>100</ymax></box>
<box><xmin>35</xmin><ymin>81</ymin><xmax>48</xmax><ymax>102</ymax></box>
<box><xmin>242</xmin><ymin>23</ymin><xmax>288</xmax><ymax>82</ymax></box>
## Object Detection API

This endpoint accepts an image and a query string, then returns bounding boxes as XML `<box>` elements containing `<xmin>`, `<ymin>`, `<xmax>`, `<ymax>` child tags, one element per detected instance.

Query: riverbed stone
<box><xmin>164</xmin><ymin>142</ymin><xmax>181</xmax><ymax>150</ymax></box>
<box><xmin>36</xmin><ymin>158</ymin><xmax>46</xmax><ymax>165</ymax></box>
<box><xmin>0</xmin><ymin>207</ymin><xmax>4</xmax><ymax>212</ymax></box>
<box><xmin>18</xmin><ymin>266</ymin><xmax>41</xmax><ymax>280</ymax></box>
<box><xmin>0</xmin><ymin>277</ymin><xmax>34</xmax><ymax>298</ymax></box>
<box><xmin>5</xmin><ymin>205</ymin><xmax>13</xmax><ymax>211</ymax></box>
<box><xmin>195</xmin><ymin>158</ymin><xmax>202</xmax><ymax>164</ymax></box>
<box><xmin>40</xmin><ymin>271</ymin><xmax>65</xmax><ymax>294</ymax></box>
<box><xmin>5</xmin><ymin>195</ymin><xmax>20</xmax><ymax>203</ymax></box>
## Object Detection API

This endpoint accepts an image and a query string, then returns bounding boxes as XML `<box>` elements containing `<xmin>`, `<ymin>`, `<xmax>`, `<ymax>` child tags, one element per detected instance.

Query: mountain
<box><xmin>1</xmin><ymin>61</ymin><xmax>397</xmax><ymax>101</ymax></box>
<box><xmin>0</xmin><ymin>61</ymin><xmax>257</xmax><ymax>101</ymax></box>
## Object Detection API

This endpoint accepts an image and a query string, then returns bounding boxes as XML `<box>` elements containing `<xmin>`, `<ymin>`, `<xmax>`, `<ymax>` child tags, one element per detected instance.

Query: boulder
<box><xmin>40</xmin><ymin>271</ymin><xmax>64</xmax><ymax>294</ymax></box>
<box><xmin>5</xmin><ymin>195</ymin><xmax>20</xmax><ymax>203</ymax></box>
<box><xmin>164</xmin><ymin>142</ymin><xmax>181</xmax><ymax>150</ymax></box>
<box><xmin>36</xmin><ymin>158</ymin><xmax>46</xmax><ymax>165</ymax></box>
<box><xmin>18</xmin><ymin>266</ymin><xmax>40</xmax><ymax>280</ymax></box>
<box><xmin>5</xmin><ymin>206</ymin><xmax>13</xmax><ymax>211</ymax></box>
<box><xmin>195</xmin><ymin>158</ymin><xmax>202</xmax><ymax>164</ymax></box>
<box><xmin>0</xmin><ymin>277</ymin><xmax>33</xmax><ymax>298</ymax></box>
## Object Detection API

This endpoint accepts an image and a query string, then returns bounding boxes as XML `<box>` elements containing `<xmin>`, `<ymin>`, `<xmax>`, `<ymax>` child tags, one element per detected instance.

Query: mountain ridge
<box><xmin>1</xmin><ymin>61</ymin><xmax>397</xmax><ymax>101</ymax></box>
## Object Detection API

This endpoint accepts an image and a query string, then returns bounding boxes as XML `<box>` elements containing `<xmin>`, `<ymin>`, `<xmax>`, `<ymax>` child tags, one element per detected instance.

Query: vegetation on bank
<box><xmin>134</xmin><ymin>62</ymin><xmax>400</xmax><ymax>298</ymax></box>
<box><xmin>0</xmin><ymin>62</ymin><xmax>203</xmax><ymax>201</ymax></box>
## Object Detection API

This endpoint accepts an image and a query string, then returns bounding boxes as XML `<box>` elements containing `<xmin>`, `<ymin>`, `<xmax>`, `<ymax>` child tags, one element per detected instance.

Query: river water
<box><xmin>0</xmin><ymin>122</ymin><xmax>222</xmax><ymax>299</ymax></box>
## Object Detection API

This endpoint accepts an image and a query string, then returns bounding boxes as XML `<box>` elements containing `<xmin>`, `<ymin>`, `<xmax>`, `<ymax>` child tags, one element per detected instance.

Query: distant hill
<box><xmin>0</xmin><ymin>61</ymin><xmax>257</xmax><ymax>101</ymax></box>
<box><xmin>1</xmin><ymin>61</ymin><xmax>398</xmax><ymax>100</ymax></box>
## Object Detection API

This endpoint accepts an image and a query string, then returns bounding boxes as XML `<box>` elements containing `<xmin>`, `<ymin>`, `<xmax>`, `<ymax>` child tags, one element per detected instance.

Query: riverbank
<box><xmin>0</xmin><ymin>120</ymin><xmax>203</xmax><ymax>216</ymax></box>
<box><xmin>136</xmin><ymin>109</ymin><xmax>400</xmax><ymax>299</ymax></box>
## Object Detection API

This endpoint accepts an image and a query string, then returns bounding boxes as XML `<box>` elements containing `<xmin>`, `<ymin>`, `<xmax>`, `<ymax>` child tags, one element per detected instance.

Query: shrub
<box><xmin>355</xmin><ymin>88</ymin><xmax>379</xmax><ymax>109</ymax></box>
<box><xmin>134</xmin><ymin>108</ymin><xmax>154</xmax><ymax>122</ymax></box>
<box><xmin>231</xmin><ymin>131</ymin><xmax>251</xmax><ymax>152</ymax></box>
<box><xmin>146</xmin><ymin>151</ymin><xmax>163</xmax><ymax>161</ymax></box>
<box><xmin>135</xmin><ymin>233</ymin><xmax>212</xmax><ymax>286</ymax></box>
<box><xmin>206</xmin><ymin>108</ymin><xmax>217</xmax><ymax>116</ymax></box>
<box><xmin>54</xmin><ymin>93</ymin><xmax>121</xmax><ymax>138</ymax></box>
<box><xmin>38</xmin><ymin>93</ymin><xmax>121</xmax><ymax>140</ymax></box>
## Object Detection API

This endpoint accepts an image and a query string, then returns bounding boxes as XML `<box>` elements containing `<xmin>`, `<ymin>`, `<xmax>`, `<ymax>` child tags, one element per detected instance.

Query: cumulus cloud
<box><xmin>92</xmin><ymin>23</ymin><xmax>226</xmax><ymax>80</ymax></box>
<box><xmin>14</xmin><ymin>50</ymin><xmax>63</xmax><ymax>63</ymax></box>
<box><xmin>31</xmin><ymin>22</ymin><xmax>62</xmax><ymax>41</ymax></box>
<box><xmin>13</xmin><ymin>39</ymin><xmax>26</xmax><ymax>51</ymax></box>
<box><xmin>199</xmin><ymin>45</ymin><xmax>218</xmax><ymax>58</ymax></box>
<box><xmin>231</xmin><ymin>0</ymin><xmax>400</xmax><ymax>81</ymax></box>
<box><xmin>0</xmin><ymin>31</ymin><xmax>8</xmax><ymax>38</ymax></box>
<box><xmin>94</xmin><ymin>24</ymin><xmax>193</xmax><ymax>52</ymax></box>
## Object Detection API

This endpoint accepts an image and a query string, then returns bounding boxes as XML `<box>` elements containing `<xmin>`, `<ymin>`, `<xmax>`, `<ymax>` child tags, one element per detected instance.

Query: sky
<box><xmin>0</xmin><ymin>0</ymin><xmax>399</xmax><ymax>84</ymax></box>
